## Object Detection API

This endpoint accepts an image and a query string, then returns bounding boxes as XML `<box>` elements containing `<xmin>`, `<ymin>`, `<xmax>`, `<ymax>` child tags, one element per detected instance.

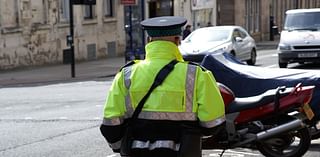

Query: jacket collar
<box><xmin>145</xmin><ymin>40</ymin><xmax>184</xmax><ymax>62</ymax></box>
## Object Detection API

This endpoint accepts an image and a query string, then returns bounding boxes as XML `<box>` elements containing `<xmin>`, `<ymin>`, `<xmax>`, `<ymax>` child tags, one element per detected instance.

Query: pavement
<box><xmin>0</xmin><ymin>57</ymin><xmax>126</xmax><ymax>88</ymax></box>
<box><xmin>256</xmin><ymin>38</ymin><xmax>279</xmax><ymax>50</ymax></box>
<box><xmin>0</xmin><ymin>39</ymin><xmax>279</xmax><ymax>88</ymax></box>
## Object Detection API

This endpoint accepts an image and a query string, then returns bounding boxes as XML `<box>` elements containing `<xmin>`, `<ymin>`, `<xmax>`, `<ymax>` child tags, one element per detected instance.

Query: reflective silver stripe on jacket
<box><xmin>123</xmin><ymin>66</ymin><xmax>134</xmax><ymax>116</ymax></box>
<box><xmin>109</xmin><ymin>140</ymin><xmax>122</xmax><ymax>150</ymax></box>
<box><xmin>102</xmin><ymin>117</ymin><xmax>124</xmax><ymax>126</ymax></box>
<box><xmin>123</xmin><ymin>63</ymin><xmax>197</xmax><ymax>119</ymax></box>
<box><xmin>185</xmin><ymin>64</ymin><xmax>197</xmax><ymax>113</ymax></box>
<box><xmin>123</xmin><ymin>66</ymin><xmax>132</xmax><ymax>89</ymax></box>
<box><xmin>138</xmin><ymin>111</ymin><xmax>197</xmax><ymax>121</ymax></box>
<box><xmin>200</xmin><ymin>116</ymin><xmax>226</xmax><ymax>128</ymax></box>
<box><xmin>131</xmin><ymin>140</ymin><xmax>180</xmax><ymax>151</ymax></box>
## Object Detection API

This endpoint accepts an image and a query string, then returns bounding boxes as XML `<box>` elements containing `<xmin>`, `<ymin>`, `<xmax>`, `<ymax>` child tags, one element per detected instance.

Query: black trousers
<box><xmin>126</xmin><ymin>149</ymin><xmax>178</xmax><ymax>157</ymax></box>
<box><xmin>124</xmin><ymin>147</ymin><xmax>202</xmax><ymax>157</ymax></box>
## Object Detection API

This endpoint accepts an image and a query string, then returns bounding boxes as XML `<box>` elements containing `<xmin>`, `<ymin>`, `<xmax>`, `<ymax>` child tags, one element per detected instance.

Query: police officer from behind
<box><xmin>100</xmin><ymin>16</ymin><xmax>225</xmax><ymax>157</ymax></box>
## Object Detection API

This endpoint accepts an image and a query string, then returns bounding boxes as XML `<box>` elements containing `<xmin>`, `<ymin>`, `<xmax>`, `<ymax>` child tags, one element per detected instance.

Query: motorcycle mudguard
<box><xmin>201</xmin><ymin>52</ymin><xmax>320</xmax><ymax>119</ymax></box>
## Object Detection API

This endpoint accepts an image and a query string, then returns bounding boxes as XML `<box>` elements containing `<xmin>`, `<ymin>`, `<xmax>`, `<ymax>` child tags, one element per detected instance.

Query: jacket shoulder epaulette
<box><xmin>119</xmin><ymin>60</ymin><xmax>136</xmax><ymax>72</ymax></box>
<box><xmin>187</xmin><ymin>61</ymin><xmax>207</xmax><ymax>71</ymax></box>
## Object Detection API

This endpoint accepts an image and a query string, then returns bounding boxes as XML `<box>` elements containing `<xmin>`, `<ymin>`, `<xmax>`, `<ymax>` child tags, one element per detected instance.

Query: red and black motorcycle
<box><xmin>202</xmin><ymin>83</ymin><xmax>315</xmax><ymax>157</ymax></box>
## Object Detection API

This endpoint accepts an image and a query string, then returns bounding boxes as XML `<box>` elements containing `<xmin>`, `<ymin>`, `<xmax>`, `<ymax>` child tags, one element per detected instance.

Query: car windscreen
<box><xmin>185</xmin><ymin>29</ymin><xmax>231</xmax><ymax>42</ymax></box>
<box><xmin>284</xmin><ymin>12</ymin><xmax>320</xmax><ymax>31</ymax></box>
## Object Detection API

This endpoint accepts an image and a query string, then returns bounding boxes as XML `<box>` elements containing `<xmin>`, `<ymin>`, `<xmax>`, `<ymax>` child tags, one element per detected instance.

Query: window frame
<box><xmin>83</xmin><ymin>4</ymin><xmax>97</xmax><ymax>20</ymax></box>
<box><xmin>104</xmin><ymin>0</ymin><xmax>113</xmax><ymax>17</ymax></box>
<box><xmin>245</xmin><ymin>0</ymin><xmax>261</xmax><ymax>34</ymax></box>
<box><xmin>254</xmin><ymin>0</ymin><xmax>260</xmax><ymax>33</ymax></box>
<box><xmin>59</xmin><ymin>0</ymin><xmax>70</xmax><ymax>22</ymax></box>
<box><xmin>0</xmin><ymin>0</ymin><xmax>19</xmax><ymax>28</ymax></box>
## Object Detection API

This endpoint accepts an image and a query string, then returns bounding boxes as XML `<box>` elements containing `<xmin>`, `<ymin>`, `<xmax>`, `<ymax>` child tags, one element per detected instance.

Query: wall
<box><xmin>0</xmin><ymin>0</ymin><xmax>125</xmax><ymax>70</ymax></box>
<box><xmin>172</xmin><ymin>0</ymin><xmax>217</xmax><ymax>30</ymax></box>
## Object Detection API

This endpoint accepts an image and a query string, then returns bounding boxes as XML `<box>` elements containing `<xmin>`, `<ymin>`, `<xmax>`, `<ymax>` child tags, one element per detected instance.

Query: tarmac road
<box><xmin>1</xmin><ymin>80</ymin><xmax>320</xmax><ymax>157</ymax></box>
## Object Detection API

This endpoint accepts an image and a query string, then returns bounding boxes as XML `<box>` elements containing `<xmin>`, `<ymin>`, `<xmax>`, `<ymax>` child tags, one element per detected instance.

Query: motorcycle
<box><xmin>202</xmin><ymin>82</ymin><xmax>315</xmax><ymax>157</ymax></box>
<box><xmin>200</xmin><ymin>52</ymin><xmax>320</xmax><ymax>140</ymax></box>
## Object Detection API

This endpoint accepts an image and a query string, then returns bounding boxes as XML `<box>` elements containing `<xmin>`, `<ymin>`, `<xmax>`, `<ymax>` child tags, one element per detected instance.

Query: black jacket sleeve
<box><xmin>100</xmin><ymin>122</ymin><xmax>127</xmax><ymax>152</ymax></box>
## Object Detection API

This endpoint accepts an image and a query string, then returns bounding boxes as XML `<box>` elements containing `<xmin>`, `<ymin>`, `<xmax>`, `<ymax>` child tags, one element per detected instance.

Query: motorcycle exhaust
<box><xmin>257</xmin><ymin>119</ymin><xmax>305</xmax><ymax>140</ymax></box>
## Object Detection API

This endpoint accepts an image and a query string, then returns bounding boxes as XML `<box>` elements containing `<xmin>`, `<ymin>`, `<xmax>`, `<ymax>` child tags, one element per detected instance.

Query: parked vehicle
<box><xmin>278</xmin><ymin>8</ymin><xmax>320</xmax><ymax>68</ymax></box>
<box><xmin>200</xmin><ymin>52</ymin><xmax>320</xmax><ymax>140</ymax></box>
<box><xmin>202</xmin><ymin>82</ymin><xmax>314</xmax><ymax>157</ymax></box>
<box><xmin>179</xmin><ymin>26</ymin><xmax>257</xmax><ymax>65</ymax></box>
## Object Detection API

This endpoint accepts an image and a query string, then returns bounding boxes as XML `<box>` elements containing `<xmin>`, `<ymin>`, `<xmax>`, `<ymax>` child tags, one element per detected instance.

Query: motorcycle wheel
<box><xmin>256</xmin><ymin>127</ymin><xmax>310</xmax><ymax>157</ymax></box>
<box><xmin>310</xmin><ymin>126</ymin><xmax>320</xmax><ymax>140</ymax></box>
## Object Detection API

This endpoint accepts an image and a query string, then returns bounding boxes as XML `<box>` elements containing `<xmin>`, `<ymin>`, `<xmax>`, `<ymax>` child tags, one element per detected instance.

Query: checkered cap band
<box><xmin>146</xmin><ymin>27</ymin><xmax>182</xmax><ymax>37</ymax></box>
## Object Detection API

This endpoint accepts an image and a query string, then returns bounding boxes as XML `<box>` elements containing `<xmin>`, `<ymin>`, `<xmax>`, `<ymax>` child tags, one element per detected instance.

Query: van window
<box><xmin>284</xmin><ymin>12</ymin><xmax>320</xmax><ymax>30</ymax></box>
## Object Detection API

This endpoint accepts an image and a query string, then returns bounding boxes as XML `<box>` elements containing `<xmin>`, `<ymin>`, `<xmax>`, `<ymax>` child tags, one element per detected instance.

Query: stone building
<box><xmin>217</xmin><ymin>0</ymin><xmax>320</xmax><ymax>41</ymax></box>
<box><xmin>0</xmin><ymin>0</ymin><xmax>125</xmax><ymax>70</ymax></box>
<box><xmin>123</xmin><ymin>0</ymin><xmax>217</xmax><ymax>56</ymax></box>
<box><xmin>126</xmin><ymin>0</ymin><xmax>320</xmax><ymax>50</ymax></box>
<box><xmin>2</xmin><ymin>0</ymin><xmax>320</xmax><ymax>69</ymax></box>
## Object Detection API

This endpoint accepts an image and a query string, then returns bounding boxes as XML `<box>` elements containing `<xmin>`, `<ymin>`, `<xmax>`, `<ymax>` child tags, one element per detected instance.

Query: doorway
<box><xmin>148</xmin><ymin>0</ymin><xmax>173</xmax><ymax>18</ymax></box>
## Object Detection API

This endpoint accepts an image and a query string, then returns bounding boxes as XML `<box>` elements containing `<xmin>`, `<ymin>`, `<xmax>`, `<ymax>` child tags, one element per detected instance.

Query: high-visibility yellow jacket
<box><xmin>100</xmin><ymin>40</ymin><xmax>225</xmax><ymax>152</ymax></box>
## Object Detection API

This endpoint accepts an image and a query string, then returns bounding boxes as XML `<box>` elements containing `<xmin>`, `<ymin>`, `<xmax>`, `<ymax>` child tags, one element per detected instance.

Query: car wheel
<box><xmin>230</xmin><ymin>51</ymin><xmax>236</xmax><ymax>57</ymax></box>
<box><xmin>246</xmin><ymin>49</ymin><xmax>256</xmax><ymax>65</ymax></box>
<box><xmin>279</xmin><ymin>62</ymin><xmax>288</xmax><ymax>68</ymax></box>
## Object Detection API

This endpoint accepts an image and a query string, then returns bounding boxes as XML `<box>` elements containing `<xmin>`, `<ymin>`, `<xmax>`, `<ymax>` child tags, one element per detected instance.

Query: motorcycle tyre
<box><xmin>256</xmin><ymin>127</ymin><xmax>310</xmax><ymax>157</ymax></box>
<box><xmin>310</xmin><ymin>126</ymin><xmax>320</xmax><ymax>140</ymax></box>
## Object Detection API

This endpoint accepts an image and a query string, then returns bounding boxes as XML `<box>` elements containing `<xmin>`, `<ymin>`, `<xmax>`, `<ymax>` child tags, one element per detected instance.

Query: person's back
<box><xmin>182</xmin><ymin>25</ymin><xmax>192</xmax><ymax>40</ymax></box>
<box><xmin>100</xmin><ymin>16</ymin><xmax>225</xmax><ymax>157</ymax></box>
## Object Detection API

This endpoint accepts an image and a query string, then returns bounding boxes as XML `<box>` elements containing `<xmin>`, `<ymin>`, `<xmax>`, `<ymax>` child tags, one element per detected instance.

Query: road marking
<box><xmin>257</xmin><ymin>54</ymin><xmax>278</xmax><ymax>59</ymax></box>
<box><xmin>106</xmin><ymin>155</ymin><xmax>117</xmax><ymax>157</ymax></box>
<box><xmin>209</xmin><ymin>153</ymin><xmax>244</xmax><ymax>157</ymax></box>
<box><xmin>24</xmin><ymin>117</ymin><xmax>33</xmax><ymax>120</ymax></box>
<box><xmin>266</xmin><ymin>64</ymin><xmax>278</xmax><ymax>68</ymax></box>
<box><xmin>208</xmin><ymin>149</ymin><xmax>261</xmax><ymax>157</ymax></box>
<box><xmin>59</xmin><ymin>117</ymin><xmax>68</xmax><ymax>119</ymax></box>
<box><xmin>93</xmin><ymin>117</ymin><xmax>101</xmax><ymax>120</ymax></box>
<box><xmin>227</xmin><ymin>150</ymin><xmax>261</xmax><ymax>156</ymax></box>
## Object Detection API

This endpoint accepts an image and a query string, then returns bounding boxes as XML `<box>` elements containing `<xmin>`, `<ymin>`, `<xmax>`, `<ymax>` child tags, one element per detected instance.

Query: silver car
<box><xmin>179</xmin><ymin>26</ymin><xmax>257</xmax><ymax>65</ymax></box>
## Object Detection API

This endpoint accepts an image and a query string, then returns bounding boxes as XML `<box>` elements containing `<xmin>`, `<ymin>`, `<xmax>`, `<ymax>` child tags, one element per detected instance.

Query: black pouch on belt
<box><xmin>120</xmin><ymin>125</ymin><xmax>133</xmax><ymax>157</ymax></box>
<box><xmin>178</xmin><ymin>127</ymin><xmax>202</xmax><ymax>157</ymax></box>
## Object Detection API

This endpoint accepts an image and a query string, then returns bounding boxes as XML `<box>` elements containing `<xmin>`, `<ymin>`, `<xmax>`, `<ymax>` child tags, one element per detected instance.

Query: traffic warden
<box><xmin>100</xmin><ymin>16</ymin><xmax>225</xmax><ymax>157</ymax></box>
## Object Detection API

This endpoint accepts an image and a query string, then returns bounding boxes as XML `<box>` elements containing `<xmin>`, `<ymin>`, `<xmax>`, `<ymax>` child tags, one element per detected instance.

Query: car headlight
<box><xmin>209</xmin><ymin>44</ymin><xmax>231</xmax><ymax>53</ymax></box>
<box><xmin>210</xmin><ymin>48</ymin><xmax>224</xmax><ymax>53</ymax></box>
<box><xmin>278</xmin><ymin>43</ymin><xmax>291</xmax><ymax>51</ymax></box>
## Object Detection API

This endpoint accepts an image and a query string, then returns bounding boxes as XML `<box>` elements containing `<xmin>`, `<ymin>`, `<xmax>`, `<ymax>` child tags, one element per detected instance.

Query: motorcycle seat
<box><xmin>227</xmin><ymin>87</ymin><xmax>293</xmax><ymax>113</ymax></box>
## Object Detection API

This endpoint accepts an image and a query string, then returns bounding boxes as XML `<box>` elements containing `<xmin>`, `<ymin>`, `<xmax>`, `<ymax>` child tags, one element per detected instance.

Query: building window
<box><xmin>271</xmin><ymin>0</ymin><xmax>278</xmax><ymax>22</ymax></box>
<box><xmin>281</xmin><ymin>0</ymin><xmax>285</xmax><ymax>25</ymax></box>
<box><xmin>0</xmin><ymin>0</ymin><xmax>19</xmax><ymax>28</ymax></box>
<box><xmin>255</xmin><ymin>0</ymin><xmax>260</xmax><ymax>32</ymax></box>
<box><xmin>305</xmin><ymin>0</ymin><xmax>310</xmax><ymax>8</ymax></box>
<box><xmin>245</xmin><ymin>0</ymin><xmax>250</xmax><ymax>32</ymax></box>
<box><xmin>31</xmin><ymin>0</ymin><xmax>48</xmax><ymax>24</ymax></box>
<box><xmin>315</xmin><ymin>0</ymin><xmax>320</xmax><ymax>7</ymax></box>
<box><xmin>84</xmin><ymin>4</ymin><xmax>96</xmax><ymax>19</ymax></box>
<box><xmin>104</xmin><ymin>0</ymin><xmax>113</xmax><ymax>17</ymax></box>
<box><xmin>245</xmin><ymin>0</ymin><xmax>260</xmax><ymax>33</ymax></box>
<box><xmin>149</xmin><ymin>0</ymin><xmax>174</xmax><ymax>18</ymax></box>
<box><xmin>60</xmin><ymin>0</ymin><xmax>70</xmax><ymax>22</ymax></box>
<box><xmin>245</xmin><ymin>0</ymin><xmax>261</xmax><ymax>33</ymax></box>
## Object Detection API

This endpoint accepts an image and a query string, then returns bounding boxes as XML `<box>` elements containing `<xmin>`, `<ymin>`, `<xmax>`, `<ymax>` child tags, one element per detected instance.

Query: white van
<box><xmin>278</xmin><ymin>8</ymin><xmax>320</xmax><ymax>68</ymax></box>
